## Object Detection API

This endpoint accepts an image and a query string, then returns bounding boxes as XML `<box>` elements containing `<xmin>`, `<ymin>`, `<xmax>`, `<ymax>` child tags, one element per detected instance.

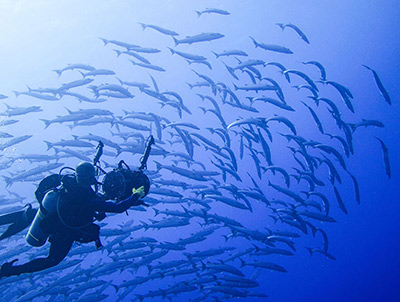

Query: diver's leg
<box><xmin>0</xmin><ymin>236</ymin><xmax>73</xmax><ymax>277</ymax></box>
<box><xmin>0</xmin><ymin>225</ymin><xmax>19</xmax><ymax>240</ymax></box>
<box><xmin>0</xmin><ymin>211</ymin><xmax>25</xmax><ymax>241</ymax></box>
<box><xmin>0</xmin><ymin>208</ymin><xmax>37</xmax><ymax>241</ymax></box>
<box><xmin>0</xmin><ymin>211</ymin><xmax>23</xmax><ymax>225</ymax></box>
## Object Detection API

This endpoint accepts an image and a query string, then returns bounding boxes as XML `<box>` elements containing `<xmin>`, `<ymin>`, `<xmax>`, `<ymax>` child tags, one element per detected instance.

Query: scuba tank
<box><xmin>26</xmin><ymin>190</ymin><xmax>59</xmax><ymax>247</ymax></box>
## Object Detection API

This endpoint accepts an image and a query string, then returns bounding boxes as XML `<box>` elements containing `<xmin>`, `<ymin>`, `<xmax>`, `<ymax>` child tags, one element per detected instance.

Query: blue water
<box><xmin>0</xmin><ymin>1</ymin><xmax>399</xmax><ymax>301</ymax></box>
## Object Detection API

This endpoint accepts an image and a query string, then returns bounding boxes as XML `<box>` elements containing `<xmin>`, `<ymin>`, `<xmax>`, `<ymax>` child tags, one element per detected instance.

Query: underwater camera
<box><xmin>102</xmin><ymin>161</ymin><xmax>150</xmax><ymax>200</ymax></box>
<box><xmin>98</xmin><ymin>135</ymin><xmax>154</xmax><ymax>201</ymax></box>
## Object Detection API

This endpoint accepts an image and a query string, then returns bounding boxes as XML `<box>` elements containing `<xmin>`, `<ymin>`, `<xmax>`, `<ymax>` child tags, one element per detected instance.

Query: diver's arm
<box><xmin>92</xmin><ymin>193</ymin><xmax>144</xmax><ymax>213</ymax></box>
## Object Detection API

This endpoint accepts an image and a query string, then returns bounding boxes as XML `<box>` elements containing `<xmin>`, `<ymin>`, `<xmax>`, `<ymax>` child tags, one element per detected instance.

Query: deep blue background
<box><xmin>0</xmin><ymin>1</ymin><xmax>399</xmax><ymax>301</ymax></box>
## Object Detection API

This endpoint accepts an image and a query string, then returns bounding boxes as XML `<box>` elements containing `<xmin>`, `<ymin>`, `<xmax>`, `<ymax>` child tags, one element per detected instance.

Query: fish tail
<box><xmin>115</xmin><ymin>77</ymin><xmax>123</xmax><ymax>85</ymax></box>
<box><xmin>113</xmin><ymin>121</ymin><xmax>120</xmax><ymax>132</ymax></box>
<box><xmin>137</xmin><ymin>294</ymin><xmax>144</xmax><ymax>302</ymax></box>
<box><xmin>222</xmin><ymin>234</ymin><xmax>230</xmax><ymax>242</ymax></box>
<box><xmin>12</xmin><ymin>91</ymin><xmax>20</xmax><ymax>97</ymax></box>
<box><xmin>113</xmin><ymin>49</ymin><xmax>121</xmax><ymax>57</ymax></box>
<box><xmin>44</xmin><ymin>140</ymin><xmax>53</xmax><ymax>151</ymax></box>
<box><xmin>198</xmin><ymin>106</ymin><xmax>207</xmax><ymax>114</ymax></box>
<box><xmin>172</xmin><ymin>36</ymin><xmax>179</xmax><ymax>46</ymax></box>
<box><xmin>181</xmin><ymin>205</ymin><xmax>189</xmax><ymax>214</ymax></box>
<box><xmin>249</xmin><ymin>36</ymin><xmax>258</xmax><ymax>47</ymax></box>
<box><xmin>54</xmin><ymin>88</ymin><xmax>63</xmax><ymax>97</ymax></box>
<box><xmin>362</xmin><ymin>64</ymin><xmax>372</xmax><ymax>71</ymax></box>
<box><xmin>167</xmin><ymin>47</ymin><xmax>175</xmax><ymax>55</ymax></box>
<box><xmin>276</xmin><ymin>23</ymin><xmax>285</xmax><ymax>30</ymax></box>
<box><xmin>138</xmin><ymin>22</ymin><xmax>146</xmax><ymax>30</ymax></box>
<box><xmin>225</xmin><ymin>64</ymin><xmax>236</xmax><ymax>78</ymax></box>
<box><xmin>200</xmin><ymin>260</ymin><xmax>206</xmax><ymax>271</ymax></box>
<box><xmin>283</xmin><ymin>72</ymin><xmax>291</xmax><ymax>83</ymax></box>
<box><xmin>64</xmin><ymin>107</ymin><xmax>73</xmax><ymax>115</ymax></box>
<box><xmin>252</xmin><ymin>244</ymin><xmax>261</xmax><ymax>252</ymax></box>
<box><xmin>2</xmin><ymin>175</ymin><xmax>12</xmax><ymax>187</ymax></box>
<box><xmin>88</xmin><ymin>86</ymin><xmax>99</xmax><ymax>97</ymax></box>
<box><xmin>99</xmin><ymin>37</ymin><xmax>108</xmax><ymax>46</ymax></box>
<box><xmin>195</xmin><ymin>11</ymin><xmax>201</xmax><ymax>17</ymax></box>
<box><xmin>52</xmin><ymin>69</ymin><xmax>62</xmax><ymax>77</ymax></box>
<box><xmin>115</xmin><ymin>147</ymin><xmax>122</xmax><ymax>157</ymax></box>
<box><xmin>348</xmin><ymin>123</ymin><xmax>357</xmax><ymax>133</ymax></box>
<box><xmin>211</xmin><ymin>51</ymin><xmax>219</xmax><ymax>58</ymax></box>
<box><xmin>40</xmin><ymin>119</ymin><xmax>51</xmax><ymax>129</ymax></box>
<box><xmin>309</xmin><ymin>96</ymin><xmax>319</xmax><ymax>106</ymax></box>
<box><xmin>109</xmin><ymin>283</ymin><xmax>119</xmax><ymax>293</ymax></box>
<box><xmin>140</xmin><ymin>220</ymin><xmax>149</xmax><ymax>231</ymax></box>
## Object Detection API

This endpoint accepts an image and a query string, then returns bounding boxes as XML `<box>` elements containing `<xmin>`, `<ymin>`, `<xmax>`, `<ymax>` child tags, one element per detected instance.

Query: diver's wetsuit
<box><xmin>0</xmin><ymin>175</ymin><xmax>141</xmax><ymax>278</ymax></box>
<box><xmin>0</xmin><ymin>205</ymin><xmax>37</xmax><ymax>241</ymax></box>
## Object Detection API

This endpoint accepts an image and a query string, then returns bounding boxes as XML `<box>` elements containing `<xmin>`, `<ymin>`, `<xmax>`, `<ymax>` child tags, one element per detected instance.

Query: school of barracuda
<box><xmin>0</xmin><ymin>6</ymin><xmax>392</xmax><ymax>302</ymax></box>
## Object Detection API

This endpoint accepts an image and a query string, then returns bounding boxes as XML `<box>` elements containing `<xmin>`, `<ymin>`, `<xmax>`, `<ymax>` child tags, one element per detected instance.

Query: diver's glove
<box><xmin>131</xmin><ymin>186</ymin><xmax>149</xmax><ymax>207</ymax></box>
<box><xmin>0</xmin><ymin>258</ymin><xmax>19</xmax><ymax>278</ymax></box>
<box><xmin>132</xmin><ymin>186</ymin><xmax>146</xmax><ymax>198</ymax></box>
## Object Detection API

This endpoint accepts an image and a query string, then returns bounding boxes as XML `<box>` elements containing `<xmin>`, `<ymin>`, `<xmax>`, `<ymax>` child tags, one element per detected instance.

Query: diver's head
<box><xmin>75</xmin><ymin>161</ymin><xmax>96</xmax><ymax>187</ymax></box>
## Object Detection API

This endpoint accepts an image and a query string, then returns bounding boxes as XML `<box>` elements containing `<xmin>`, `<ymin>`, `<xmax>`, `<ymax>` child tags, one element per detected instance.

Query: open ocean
<box><xmin>0</xmin><ymin>1</ymin><xmax>399</xmax><ymax>301</ymax></box>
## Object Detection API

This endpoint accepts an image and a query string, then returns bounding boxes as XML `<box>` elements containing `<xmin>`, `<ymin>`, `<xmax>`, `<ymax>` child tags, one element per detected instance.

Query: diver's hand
<box><xmin>132</xmin><ymin>186</ymin><xmax>146</xmax><ymax>198</ymax></box>
<box><xmin>131</xmin><ymin>186</ymin><xmax>149</xmax><ymax>207</ymax></box>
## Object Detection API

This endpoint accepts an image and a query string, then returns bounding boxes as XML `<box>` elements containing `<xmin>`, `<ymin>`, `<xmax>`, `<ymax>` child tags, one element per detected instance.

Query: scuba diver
<box><xmin>0</xmin><ymin>136</ymin><xmax>154</xmax><ymax>279</ymax></box>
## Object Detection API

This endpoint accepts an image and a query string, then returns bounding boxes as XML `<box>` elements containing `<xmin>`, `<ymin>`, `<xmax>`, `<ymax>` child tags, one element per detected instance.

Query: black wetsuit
<box><xmin>0</xmin><ymin>175</ymin><xmax>141</xmax><ymax>277</ymax></box>
<box><xmin>0</xmin><ymin>205</ymin><xmax>37</xmax><ymax>241</ymax></box>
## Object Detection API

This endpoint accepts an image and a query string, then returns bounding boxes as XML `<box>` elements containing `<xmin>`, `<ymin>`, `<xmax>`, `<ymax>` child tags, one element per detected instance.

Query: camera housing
<box><xmin>102</xmin><ymin>168</ymin><xmax>150</xmax><ymax>201</ymax></box>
